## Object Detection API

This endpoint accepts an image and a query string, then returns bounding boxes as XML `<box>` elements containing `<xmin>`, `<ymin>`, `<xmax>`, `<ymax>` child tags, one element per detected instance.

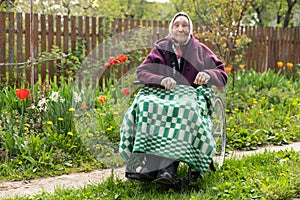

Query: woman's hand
<box><xmin>194</xmin><ymin>72</ymin><xmax>211</xmax><ymax>85</ymax></box>
<box><xmin>161</xmin><ymin>77</ymin><xmax>177</xmax><ymax>90</ymax></box>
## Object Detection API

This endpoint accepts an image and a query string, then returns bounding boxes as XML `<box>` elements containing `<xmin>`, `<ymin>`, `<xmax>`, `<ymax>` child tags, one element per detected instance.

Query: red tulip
<box><xmin>118</xmin><ymin>54</ymin><xmax>127</xmax><ymax>62</ymax></box>
<box><xmin>121</xmin><ymin>88</ymin><xmax>130</xmax><ymax>96</ymax></box>
<box><xmin>16</xmin><ymin>88</ymin><xmax>29</xmax><ymax>100</ymax></box>
<box><xmin>108</xmin><ymin>57</ymin><xmax>119</xmax><ymax>65</ymax></box>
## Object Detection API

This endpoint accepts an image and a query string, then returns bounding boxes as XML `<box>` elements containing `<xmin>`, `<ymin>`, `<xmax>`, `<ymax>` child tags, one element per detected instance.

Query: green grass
<box><xmin>6</xmin><ymin>150</ymin><xmax>300</xmax><ymax>200</ymax></box>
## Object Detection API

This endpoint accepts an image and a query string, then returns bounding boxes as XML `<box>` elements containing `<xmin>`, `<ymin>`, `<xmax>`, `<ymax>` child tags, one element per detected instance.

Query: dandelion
<box><xmin>69</xmin><ymin>107</ymin><xmax>75</xmax><ymax>112</ymax></box>
<box><xmin>168</xmin><ymin>188</ymin><xmax>174</xmax><ymax>193</ymax></box>
<box><xmin>58</xmin><ymin>117</ymin><xmax>64</xmax><ymax>121</ymax></box>
<box><xmin>49</xmin><ymin>91</ymin><xmax>60</xmax><ymax>102</ymax></box>
<box><xmin>252</xmin><ymin>98</ymin><xmax>258</xmax><ymax>104</ymax></box>
<box><xmin>88</xmin><ymin>133</ymin><xmax>94</xmax><ymax>137</ymax></box>
<box><xmin>47</xmin><ymin>121</ymin><xmax>53</xmax><ymax>125</ymax></box>
<box><xmin>67</xmin><ymin>132</ymin><xmax>73</xmax><ymax>136</ymax></box>
<box><xmin>24</xmin><ymin>127</ymin><xmax>29</xmax><ymax>131</ymax></box>
<box><xmin>277</xmin><ymin>61</ymin><xmax>283</xmax><ymax>68</ymax></box>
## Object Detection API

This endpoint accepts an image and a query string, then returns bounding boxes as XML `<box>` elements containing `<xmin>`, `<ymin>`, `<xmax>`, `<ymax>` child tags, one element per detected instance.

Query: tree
<box><xmin>0</xmin><ymin>0</ymin><xmax>16</xmax><ymax>11</ymax></box>
<box><xmin>246</xmin><ymin>0</ymin><xmax>300</xmax><ymax>27</ymax></box>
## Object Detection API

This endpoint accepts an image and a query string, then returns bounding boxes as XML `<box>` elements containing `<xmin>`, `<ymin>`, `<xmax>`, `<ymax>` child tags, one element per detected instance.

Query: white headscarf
<box><xmin>168</xmin><ymin>12</ymin><xmax>193</xmax><ymax>45</ymax></box>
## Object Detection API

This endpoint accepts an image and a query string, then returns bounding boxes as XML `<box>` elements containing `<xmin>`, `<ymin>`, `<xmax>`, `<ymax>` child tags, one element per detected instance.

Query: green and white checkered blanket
<box><xmin>119</xmin><ymin>85</ymin><xmax>216</xmax><ymax>174</ymax></box>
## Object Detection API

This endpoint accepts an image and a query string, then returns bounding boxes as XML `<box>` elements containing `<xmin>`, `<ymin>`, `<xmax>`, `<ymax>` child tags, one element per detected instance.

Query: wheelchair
<box><xmin>125</xmin><ymin>81</ymin><xmax>226</xmax><ymax>187</ymax></box>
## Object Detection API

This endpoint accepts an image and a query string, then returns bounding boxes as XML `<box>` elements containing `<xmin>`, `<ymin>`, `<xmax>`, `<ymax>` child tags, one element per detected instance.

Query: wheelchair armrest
<box><xmin>133</xmin><ymin>80</ymin><xmax>145</xmax><ymax>85</ymax></box>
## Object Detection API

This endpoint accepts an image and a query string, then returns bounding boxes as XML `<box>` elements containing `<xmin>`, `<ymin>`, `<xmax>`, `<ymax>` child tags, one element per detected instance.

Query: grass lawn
<box><xmin>6</xmin><ymin>149</ymin><xmax>300</xmax><ymax>200</ymax></box>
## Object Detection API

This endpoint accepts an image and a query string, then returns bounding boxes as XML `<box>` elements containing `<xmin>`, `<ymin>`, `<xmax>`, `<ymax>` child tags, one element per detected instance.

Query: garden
<box><xmin>0</xmin><ymin>56</ymin><xmax>300</xmax><ymax>199</ymax></box>
<box><xmin>1</xmin><ymin>0</ymin><xmax>300</xmax><ymax>199</ymax></box>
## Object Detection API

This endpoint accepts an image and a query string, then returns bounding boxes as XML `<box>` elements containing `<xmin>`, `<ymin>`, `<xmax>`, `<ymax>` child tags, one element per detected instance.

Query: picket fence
<box><xmin>0</xmin><ymin>12</ymin><xmax>299</xmax><ymax>86</ymax></box>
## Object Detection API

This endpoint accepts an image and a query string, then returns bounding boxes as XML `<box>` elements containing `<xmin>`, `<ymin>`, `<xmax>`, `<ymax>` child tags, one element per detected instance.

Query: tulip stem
<box><xmin>18</xmin><ymin>101</ymin><xmax>25</xmax><ymax>135</ymax></box>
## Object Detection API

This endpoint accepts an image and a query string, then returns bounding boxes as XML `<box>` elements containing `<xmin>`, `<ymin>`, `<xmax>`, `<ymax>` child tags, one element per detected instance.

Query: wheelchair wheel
<box><xmin>211</xmin><ymin>96</ymin><xmax>226</xmax><ymax>168</ymax></box>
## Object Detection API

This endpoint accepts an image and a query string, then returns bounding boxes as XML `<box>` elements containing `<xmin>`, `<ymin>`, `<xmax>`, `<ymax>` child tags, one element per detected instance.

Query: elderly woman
<box><xmin>119</xmin><ymin>12</ymin><xmax>227</xmax><ymax>185</ymax></box>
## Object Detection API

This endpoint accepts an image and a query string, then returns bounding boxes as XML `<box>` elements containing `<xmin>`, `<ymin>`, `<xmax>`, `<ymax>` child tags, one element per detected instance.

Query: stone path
<box><xmin>0</xmin><ymin>142</ymin><xmax>299</xmax><ymax>199</ymax></box>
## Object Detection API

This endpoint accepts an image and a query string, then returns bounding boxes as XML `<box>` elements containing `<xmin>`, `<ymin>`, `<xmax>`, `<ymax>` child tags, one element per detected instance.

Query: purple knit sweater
<box><xmin>136</xmin><ymin>35</ymin><xmax>228</xmax><ymax>88</ymax></box>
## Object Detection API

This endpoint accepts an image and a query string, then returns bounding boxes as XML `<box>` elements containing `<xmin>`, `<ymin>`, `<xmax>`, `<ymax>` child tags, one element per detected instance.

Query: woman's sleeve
<box><xmin>201</xmin><ymin>45</ymin><xmax>228</xmax><ymax>87</ymax></box>
<box><xmin>136</xmin><ymin>48</ymin><xmax>166</xmax><ymax>86</ymax></box>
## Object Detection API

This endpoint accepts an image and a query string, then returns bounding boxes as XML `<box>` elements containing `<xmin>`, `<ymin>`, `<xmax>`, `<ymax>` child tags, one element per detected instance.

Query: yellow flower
<box><xmin>168</xmin><ymin>188</ymin><xmax>174</xmax><ymax>193</ymax></box>
<box><xmin>67</xmin><ymin>132</ymin><xmax>73</xmax><ymax>136</ymax></box>
<box><xmin>105</xmin><ymin>152</ymin><xmax>111</xmax><ymax>157</ymax></box>
<box><xmin>239</xmin><ymin>64</ymin><xmax>245</xmax><ymax>69</ymax></box>
<box><xmin>97</xmin><ymin>95</ymin><xmax>107</xmax><ymax>103</ymax></box>
<box><xmin>24</xmin><ymin>127</ymin><xmax>29</xmax><ymax>131</ymax></box>
<box><xmin>24</xmin><ymin>123</ymin><xmax>30</xmax><ymax>127</ymax></box>
<box><xmin>47</xmin><ymin>121</ymin><xmax>53</xmax><ymax>125</ymax></box>
<box><xmin>286</xmin><ymin>62</ymin><xmax>293</xmax><ymax>68</ymax></box>
<box><xmin>18</xmin><ymin>161</ymin><xmax>23</xmax><ymax>165</ymax></box>
<box><xmin>69</xmin><ymin>107</ymin><xmax>75</xmax><ymax>112</ymax></box>
<box><xmin>277</xmin><ymin>61</ymin><xmax>283</xmax><ymax>68</ymax></box>
<box><xmin>58</xmin><ymin>117</ymin><xmax>64</xmax><ymax>121</ymax></box>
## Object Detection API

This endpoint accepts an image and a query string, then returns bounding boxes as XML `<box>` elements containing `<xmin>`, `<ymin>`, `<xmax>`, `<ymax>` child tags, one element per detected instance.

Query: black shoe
<box><xmin>126</xmin><ymin>172</ymin><xmax>153</xmax><ymax>183</ymax></box>
<box><xmin>126</xmin><ymin>169</ymin><xmax>158</xmax><ymax>183</ymax></box>
<box><xmin>210</xmin><ymin>161</ymin><xmax>216</xmax><ymax>172</ymax></box>
<box><xmin>155</xmin><ymin>171</ymin><xmax>177</xmax><ymax>185</ymax></box>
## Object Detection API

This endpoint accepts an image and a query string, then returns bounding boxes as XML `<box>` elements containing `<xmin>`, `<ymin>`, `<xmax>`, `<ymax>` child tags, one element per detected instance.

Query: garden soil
<box><xmin>0</xmin><ymin>142</ymin><xmax>300</xmax><ymax>199</ymax></box>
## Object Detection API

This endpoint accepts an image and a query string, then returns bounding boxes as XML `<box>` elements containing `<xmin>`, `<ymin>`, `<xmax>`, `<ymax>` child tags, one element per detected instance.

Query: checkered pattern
<box><xmin>119</xmin><ymin>85</ymin><xmax>216</xmax><ymax>174</ymax></box>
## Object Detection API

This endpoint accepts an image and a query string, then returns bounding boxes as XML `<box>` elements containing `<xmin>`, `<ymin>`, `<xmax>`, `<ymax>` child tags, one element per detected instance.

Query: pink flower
<box><xmin>121</xmin><ymin>88</ymin><xmax>130</xmax><ymax>96</ymax></box>
<box><xmin>108</xmin><ymin>57</ymin><xmax>119</xmax><ymax>65</ymax></box>
<box><xmin>104</xmin><ymin>63</ymin><xmax>110</xmax><ymax>69</ymax></box>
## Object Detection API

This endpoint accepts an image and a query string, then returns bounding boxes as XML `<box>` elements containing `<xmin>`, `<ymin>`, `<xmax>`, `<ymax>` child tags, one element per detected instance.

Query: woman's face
<box><xmin>171</xmin><ymin>15</ymin><xmax>190</xmax><ymax>43</ymax></box>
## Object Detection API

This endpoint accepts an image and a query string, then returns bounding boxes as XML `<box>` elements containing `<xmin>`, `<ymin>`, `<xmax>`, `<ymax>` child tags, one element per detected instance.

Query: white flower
<box><xmin>73</xmin><ymin>91</ymin><xmax>82</xmax><ymax>103</ymax></box>
<box><xmin>49</xmin><ymin>91</ymin><xmax>60</xmax><ymax>102</ymax></box>
<box><xmin>37</xmin><ymin>98</ymin><xmax>48</xmax><ymax>112</ymax></box>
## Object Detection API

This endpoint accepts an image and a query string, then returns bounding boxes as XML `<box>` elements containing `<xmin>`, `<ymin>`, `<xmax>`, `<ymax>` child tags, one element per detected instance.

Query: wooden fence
<box><xmin>0</xmin><ymin>12</ymin><xmax>299</xmax><ymax>87</ymax></box>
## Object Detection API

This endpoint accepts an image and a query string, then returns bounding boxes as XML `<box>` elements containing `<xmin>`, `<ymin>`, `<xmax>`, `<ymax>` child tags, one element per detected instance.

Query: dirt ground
<box><xmin>0</xmin><ymin>142</ymin><xmax>299</xmax><ymax>199</ymax></box>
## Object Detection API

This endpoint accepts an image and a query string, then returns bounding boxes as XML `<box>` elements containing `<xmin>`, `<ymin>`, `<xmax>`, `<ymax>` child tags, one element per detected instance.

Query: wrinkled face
<box><xmin>171</xmin><ymin>15</ymin><xmax>190</xmax><ymax>43</ymax></box>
